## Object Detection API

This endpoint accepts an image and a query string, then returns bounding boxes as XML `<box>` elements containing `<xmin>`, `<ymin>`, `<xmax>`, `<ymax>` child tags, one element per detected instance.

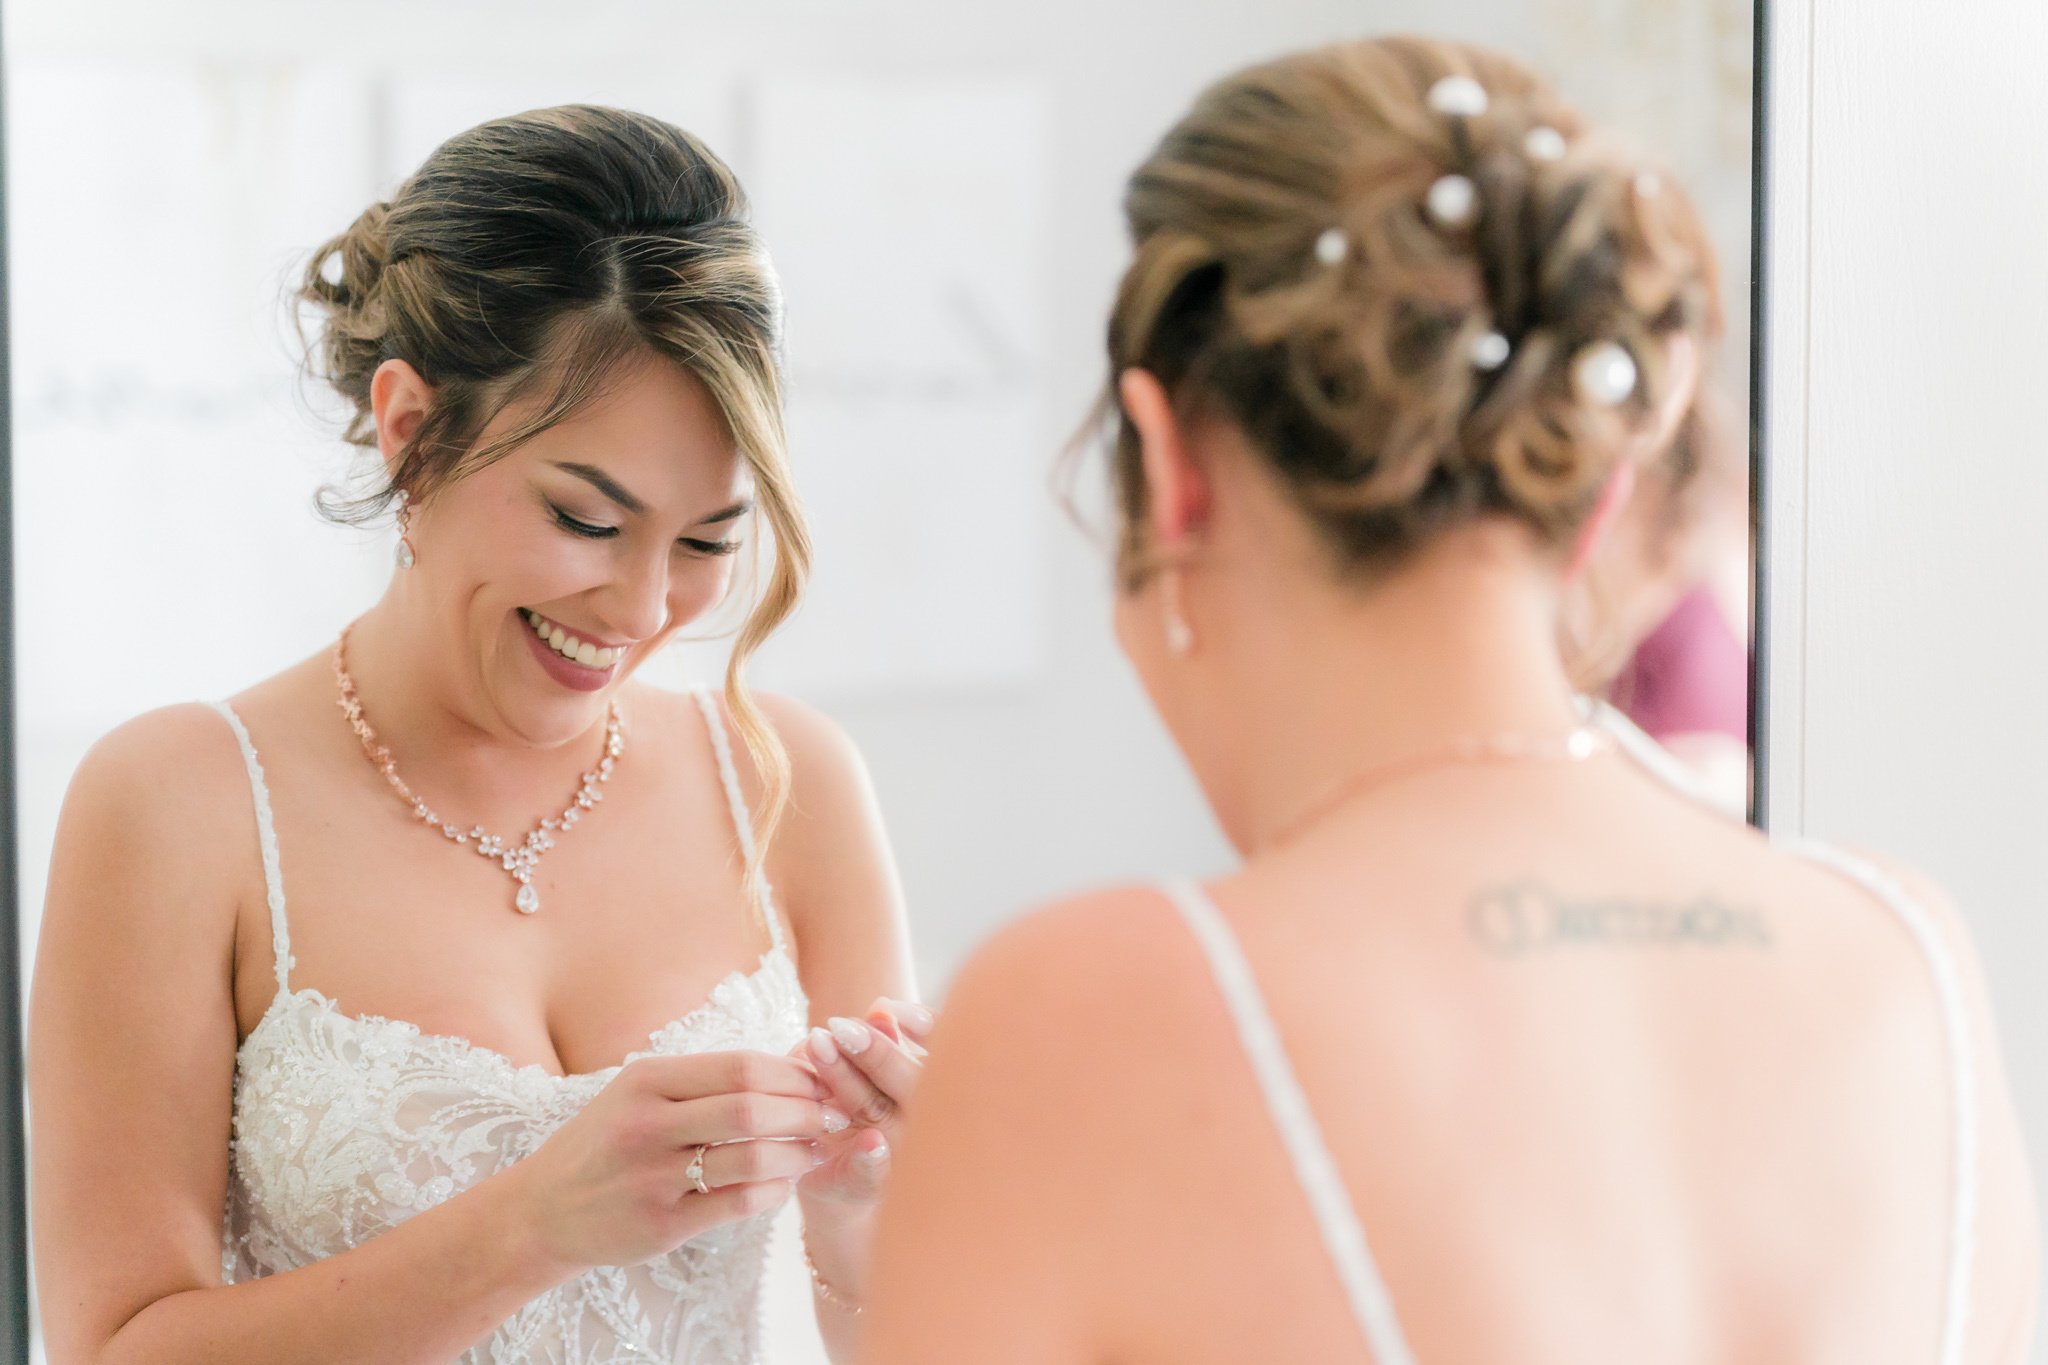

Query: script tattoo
<box><xmin>1466</xmin><ymin>882</ymin><xmax>1774</xmax><ymax>959</ymax></box>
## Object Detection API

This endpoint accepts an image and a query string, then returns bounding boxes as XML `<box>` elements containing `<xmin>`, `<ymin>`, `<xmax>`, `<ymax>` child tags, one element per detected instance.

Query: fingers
<box><xmin>627</xmin><ymin>1049</ymin><xmax>829</xmax><ymax>1104</ymax></box>
<box><xmin>695</xmin><ymin>1138</ymin><xmax>827</xmax><ymax>1191</ymax></box>
<box><xmin>806</xmin><ymin>1016</ymin><xmax>918</xmax><ymax>1127</ymax></box>
<box><xmin>667</xmin><ymin>1090</ymin><xmax>850</xmax><ymax>1147</ymax></box>
<box><xmin>867</xmin><ymin>996</ymin><xmax>935</xmax><ymax>1045</ymax></box>
<box><xmin>674</xmin><ymin>1177</ymin><xmax>795</xmax><ymax>1238</ymax></box>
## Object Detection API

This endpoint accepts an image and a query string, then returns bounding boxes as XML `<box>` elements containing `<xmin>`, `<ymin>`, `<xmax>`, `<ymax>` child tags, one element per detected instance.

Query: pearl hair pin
<box><xmin>1471</xmin><ymin>330</ymin><xmax>1512</xmax><ymax>371</ymax></box>
<box><xmin>1525</xmin><ymin>126</ymin><xmax>1568</xmax><ymax>162</ymax></box>
<box><xmin>1313</xmin><ymin>226</ymin><xmax>1349</xmax><ymax>265</ymax></box>
<box><xmin>1572</xmin><ymin>341</ymin><xmax>1638</xmax><ymax>407</ymax></box>
<box><xmin>1426</xmin><ymin>173</ymin><xmax>1478</xmax><ymax>227</ymax></box>
<box><xmin>1426</xmin><ymin>74</ymin><xmax>1490</xmax><ymax>119</ymax></box>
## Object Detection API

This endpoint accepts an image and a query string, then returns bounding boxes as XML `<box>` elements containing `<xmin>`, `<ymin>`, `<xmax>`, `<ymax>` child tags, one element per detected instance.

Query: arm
<box><xmin>750</xmin><ymin>694</ymin><xmax>918</xmax><ymax>1359</ymax></box>
<box><xmin>28</xmin><ymin>706</ymin><xmax>578</xmax><ymax>1364</ymax></box>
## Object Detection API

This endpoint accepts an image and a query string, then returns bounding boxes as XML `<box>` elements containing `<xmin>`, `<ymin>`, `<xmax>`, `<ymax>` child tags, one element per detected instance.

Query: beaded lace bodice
<box><xmin>213</xmin><ymin>691</ymin><xmax>809</xmax><ymax>1365</ymax></box>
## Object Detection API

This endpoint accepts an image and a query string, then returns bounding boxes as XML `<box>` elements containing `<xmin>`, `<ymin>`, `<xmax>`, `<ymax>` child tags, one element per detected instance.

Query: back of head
<box><xmin>1104</xmin><ymin>36</ymin><xmax>1723</xmax><ymax>584</ymax></box>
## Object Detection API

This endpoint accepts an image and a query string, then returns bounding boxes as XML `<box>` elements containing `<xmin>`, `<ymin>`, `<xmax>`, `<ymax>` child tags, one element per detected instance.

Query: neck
<box><xmin>1175</xmin><ymin>524</ymin><xmax>1584</xmax><ymax>856</ymax></box>
<box><xmin>337</xmin><ymin>587</ymin><xmax>614</xmax><ymax>821</ymax></box>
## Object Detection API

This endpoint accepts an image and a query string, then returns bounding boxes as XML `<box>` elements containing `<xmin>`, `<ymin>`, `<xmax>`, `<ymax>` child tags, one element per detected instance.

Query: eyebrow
<box><xmin>551</xmin><ymin>462</ymin><xmax>647</xmax><ymax>516</ymax></box>
<box><xmin>696</xmin><ymin>500</ymin><xmax>754</xmax><ymax>526</ymax></box>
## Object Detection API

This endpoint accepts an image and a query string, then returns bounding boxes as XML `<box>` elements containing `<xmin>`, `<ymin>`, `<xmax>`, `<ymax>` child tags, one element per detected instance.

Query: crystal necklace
<box><xmin>332</xmin><ymin>622</ymin><xmax>624</xmax><ymax>914</ymax></box>
<box><xmin>1261</xmin><ymin>723</ymin><xmax>1613</xmax><ymax>852</ymax></box>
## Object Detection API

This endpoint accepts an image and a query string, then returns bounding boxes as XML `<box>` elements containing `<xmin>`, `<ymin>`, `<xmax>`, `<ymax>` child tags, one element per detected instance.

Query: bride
<box><xmin>28</xmin><ymin>105</ymin><xmax>923</xmax><ymax>1364</ymax></box>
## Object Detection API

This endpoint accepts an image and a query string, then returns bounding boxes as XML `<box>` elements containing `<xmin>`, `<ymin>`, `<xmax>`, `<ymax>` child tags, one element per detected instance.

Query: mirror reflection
<box><xmin>10</xmin><ymin>3</ymin><xmax>1772</xmax><ymax>1361</ymax></box>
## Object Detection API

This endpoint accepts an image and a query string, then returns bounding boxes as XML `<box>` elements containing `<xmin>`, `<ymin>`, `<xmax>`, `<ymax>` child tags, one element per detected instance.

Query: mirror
<box><xmin>2</xmin><ymin>2</ymin><xmax>1757</xmax><ymax>1358</ymax></box>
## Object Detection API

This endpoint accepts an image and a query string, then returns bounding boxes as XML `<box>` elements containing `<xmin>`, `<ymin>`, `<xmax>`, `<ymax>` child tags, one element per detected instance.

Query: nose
<box><xmin>591</xmin><ymin>542</ymin><xmax>672</xmax><ymax>644</ymax></box>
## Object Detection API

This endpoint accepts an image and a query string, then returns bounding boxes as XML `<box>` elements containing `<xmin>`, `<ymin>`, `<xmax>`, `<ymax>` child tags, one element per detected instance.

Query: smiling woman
<box><xmin>22</xmin><ymin>104</ymin><xmax>922</xmax><ymax>1365</ymax></box>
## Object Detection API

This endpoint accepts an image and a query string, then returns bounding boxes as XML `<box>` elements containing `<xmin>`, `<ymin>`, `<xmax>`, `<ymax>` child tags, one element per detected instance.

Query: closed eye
<box><xmin>684</xmin><ymin>537</ymin><xmax>742</xmax><ymax>557</ymax></box>
<box><xmin>550</xmin><ymin>503</ymin><xmax>619</xmax><ymax>540</ymax></box>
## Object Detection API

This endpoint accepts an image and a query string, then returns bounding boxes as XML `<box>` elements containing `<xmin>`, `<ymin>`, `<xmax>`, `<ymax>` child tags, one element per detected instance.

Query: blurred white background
<box><xmin>4</xmin><ymin>0</ymin><xmax>1752</xmax><ymax>1358</ymax></box>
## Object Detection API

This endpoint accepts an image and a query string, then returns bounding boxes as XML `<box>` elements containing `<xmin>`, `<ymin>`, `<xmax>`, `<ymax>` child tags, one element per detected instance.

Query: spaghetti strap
<box><xmin>1161</xmin><ymin>880</ymin><xmax>1418</xmax><ymax>1365</ymax></box>
<box><xmin>692</xmin><ymin>687</ymin><xmax>789</xmax><ymax>956</ymax></box>
<box><xmin>1780</xmin><ymin>840</ymin><xmax>1979</xmax><ymax>1365</ymax></box>
<box><xmin>209</xmin><ymin>701</ymin><xmax>294</xmax><ymax>993</ymax></box>
<box><xmin>1588</xmin><ymin>698</ymin><xmax>1979</xmax><ymax>1365</ymax></box>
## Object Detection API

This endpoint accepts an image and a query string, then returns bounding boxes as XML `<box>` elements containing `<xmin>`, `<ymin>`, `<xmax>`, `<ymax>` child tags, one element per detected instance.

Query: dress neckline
<box><xmin>239</xmin><ymin>943</ymin><xmax>797</xmax><ymax>1085</ymax></box>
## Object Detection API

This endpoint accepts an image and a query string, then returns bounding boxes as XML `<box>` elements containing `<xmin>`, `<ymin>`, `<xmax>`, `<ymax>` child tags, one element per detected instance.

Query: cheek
<box><xmin>668</xmin><ymin>557</ymin><xmax>738</xmax><ymax>621</ymax></box>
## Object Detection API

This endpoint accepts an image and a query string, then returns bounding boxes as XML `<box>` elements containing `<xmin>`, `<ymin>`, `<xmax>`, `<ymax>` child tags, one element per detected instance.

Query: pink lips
<box><xmin>521</xmin><ymin>612</ymin><xmax>622</xmax><ymax>693</ymax></box>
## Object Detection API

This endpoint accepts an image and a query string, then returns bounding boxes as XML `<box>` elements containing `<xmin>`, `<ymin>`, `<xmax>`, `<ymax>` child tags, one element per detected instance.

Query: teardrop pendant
<box><xmin>515</xmin><ymin>883</ymin><xmax>540</xmax><ymax>915</ymax></box>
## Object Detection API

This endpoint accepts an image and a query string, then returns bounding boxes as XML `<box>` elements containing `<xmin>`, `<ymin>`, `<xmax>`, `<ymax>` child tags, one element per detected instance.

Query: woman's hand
<box><xmin>795</xmin><ymin>997</ymin><xmax>935</xmax><ymax>1214</ymax></box>
<box><xmin>505</xmin><ymin>1050</ymin><xmax>849</xmax><ymax>1275</ymax></box>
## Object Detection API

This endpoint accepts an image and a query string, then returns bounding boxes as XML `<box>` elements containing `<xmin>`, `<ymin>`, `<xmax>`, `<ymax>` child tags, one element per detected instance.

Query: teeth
<box><xmin>525</xmin><ymin>611</ymin><xmax>622</xmax><ymax>670</ymax></box>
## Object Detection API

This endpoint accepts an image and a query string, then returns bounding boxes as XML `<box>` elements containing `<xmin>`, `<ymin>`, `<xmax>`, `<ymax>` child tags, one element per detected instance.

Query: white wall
<box><xmin>1761</xmin><ymin>0</ymin><xmax>2048</xmax><ymax>1353</ymax></box>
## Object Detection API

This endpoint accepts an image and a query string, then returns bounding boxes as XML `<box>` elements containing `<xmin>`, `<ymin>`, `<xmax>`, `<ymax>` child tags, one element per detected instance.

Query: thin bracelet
<box><xmin>801</xmin><ymin>1241</ymin><xmax>864</xmax><ymax>1316</ymax></box>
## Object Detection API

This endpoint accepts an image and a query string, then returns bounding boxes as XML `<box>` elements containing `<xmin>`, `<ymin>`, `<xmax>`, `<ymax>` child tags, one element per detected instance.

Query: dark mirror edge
<box><xmin>1</xmin><ymin>0</ymin><xmax>32</xmax><ymax>1354</ymax></box>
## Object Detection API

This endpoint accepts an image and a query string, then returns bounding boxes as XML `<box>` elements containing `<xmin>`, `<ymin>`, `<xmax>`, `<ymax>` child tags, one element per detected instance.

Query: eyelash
<box><xmin>548</xmin><ymin>503</ymin><xmax>741</xmax><ymax>556</ymax></box>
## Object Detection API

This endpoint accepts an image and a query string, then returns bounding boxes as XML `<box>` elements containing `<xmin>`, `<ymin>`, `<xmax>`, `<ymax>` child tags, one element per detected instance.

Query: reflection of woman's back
<box><xmin>861</xmin><ymin>37</ymin><xmax>2040</xmax><ymax>1364</ymax></box>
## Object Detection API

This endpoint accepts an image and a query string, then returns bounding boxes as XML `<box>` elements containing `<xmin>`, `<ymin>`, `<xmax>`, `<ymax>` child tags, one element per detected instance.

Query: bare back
<box><xmin>863</xmin><ymin>715</ymin><xmax>2041</xmax><ymax>1364</ymax></box>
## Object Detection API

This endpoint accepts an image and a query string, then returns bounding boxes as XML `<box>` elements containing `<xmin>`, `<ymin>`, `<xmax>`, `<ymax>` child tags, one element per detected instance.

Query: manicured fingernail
<box><xmin>822</xmin><ymin>1105</ymin><xmax>851</xmax><ymax>1134</ymax></box>
<box><xmin>856</xmin><ymin>1140</ymin><xmax>890</xmax><ymax>1167</ymax></box>
<box><xmin>809</xmin><ymin>1026</ymin><xmax>839</xmax><ymax>1065</ymax></box>
<box><xmin>828</xmin><ymin>1017</ymin><xmax>872</xmax><ymax>1054</ymax></box>
<box><xmin>810</xmin><ymin>1143</ymin><xmax>830</xmax><ymax>1168</ymax></box>
<box><xmin>895</xmin><ymin>1001</ymin><xmax>935</xmax><ymax>1035</ymax></box>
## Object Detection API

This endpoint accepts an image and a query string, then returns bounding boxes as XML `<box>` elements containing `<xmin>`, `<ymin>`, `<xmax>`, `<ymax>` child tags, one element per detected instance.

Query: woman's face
<box><xmin>398</xmin><ymin>351</ymin><xmax>751</xmax><ymax>743</ymax></box>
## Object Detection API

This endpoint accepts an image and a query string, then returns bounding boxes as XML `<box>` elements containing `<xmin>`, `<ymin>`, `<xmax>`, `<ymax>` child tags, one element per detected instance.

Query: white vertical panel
<box><xmin>1767</xmin><ymin>0</ymin><xmax>2048</xmax><ymax>1336</ymax></box>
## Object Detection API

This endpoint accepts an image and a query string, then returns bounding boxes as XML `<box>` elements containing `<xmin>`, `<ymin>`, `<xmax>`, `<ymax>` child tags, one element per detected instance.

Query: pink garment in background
<box><xmin>1609</xmin><ymin>587</ymin><xmax>1749</xmax><ymax>743</ymax></box>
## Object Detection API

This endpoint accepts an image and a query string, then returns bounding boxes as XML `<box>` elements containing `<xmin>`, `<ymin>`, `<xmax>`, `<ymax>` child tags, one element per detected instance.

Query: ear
<box><xmin>1563</xmin><ymin>332</ymin><xmax>1702</xmax><ymax>583</ymax></box>
<box><xmin>1638</xmin><ymin>332</ymin><xmax>1702</xmax><ymax>461</ymax></box>
<box><xmin>1117</xmin><ymin>368</ymin><xmax>1211</xmax><ymax>551</ymax></box>
<box><xmin>370</xmin><ymin>359</ymin><xmax>435</xmax><ymax>481</ymax></box>
<box><xmin>1565</xmin><ymin>456</ymin><xmax>1637</xmax><ymax>584</ymax></box>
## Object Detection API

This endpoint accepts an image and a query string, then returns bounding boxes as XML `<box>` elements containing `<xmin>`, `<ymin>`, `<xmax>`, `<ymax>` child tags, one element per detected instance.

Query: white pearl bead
<box><xmin>1427</xmin><ymin>75</ymin><xmax>1489</xmax><ymax>119</ymax></box>
<box><xmin>1525</xmin><ymin>126</ymin><xmax>1568</xmax><ymax>162</ymax></box>
<box><xmin>1572</xmin><ymin>341</ymin><xmax>1638</xmax><ymax>407</ymax></box>
<box><xmin>1313</xmin><ymin>227</ymin><xmax>1349</xmax><ymax>265</ymax></box>
<box><xmin>1426</xmin><ymin>174</ymin><xmax>1478</xmax><ymax>227</ymax></box>
<box><xmin>1471</xmin><ymin>330</ymin><xmax>1512</xmax><ymax>371</ymax></box>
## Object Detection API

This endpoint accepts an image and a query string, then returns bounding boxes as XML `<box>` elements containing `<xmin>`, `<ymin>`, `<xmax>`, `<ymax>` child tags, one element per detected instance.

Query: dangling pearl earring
<box><xmin>1162</xmin><ymin>564</ymin><xmax>1194</xmax><ymax>658</ymax></box>
<box><xmin>393</xmin><ymin>488</ymin><xmax>417</xmax><ymax>570</ymax></box>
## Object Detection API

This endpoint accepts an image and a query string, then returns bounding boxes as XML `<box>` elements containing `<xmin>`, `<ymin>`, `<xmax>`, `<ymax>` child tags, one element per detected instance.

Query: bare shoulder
<box><xmin>46</xmin><ymin>702</ymin><xmax>256</xmax><ymax>941</ymax></box>
<box><xmin>64</xmin><ymin>701</ymin><xmax>254</xmax><ymax>847</ymax></box>
<box><xmin>863</xmin><ymin>884</ymin><xmax>1202</xmax><ymax>1354</ymax></box>
<box><xmin>932</xmin><ymin>884</ymin><xmax>1209</xmax><ymax>1104</ymax></box>
<box><xmin>750</xmin><ymin>690</ymin><xmax>869</xmax><ymax>789</ymax></box>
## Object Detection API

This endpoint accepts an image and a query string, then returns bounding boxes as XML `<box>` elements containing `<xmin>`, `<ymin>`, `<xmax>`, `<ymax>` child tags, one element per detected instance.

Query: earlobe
<box><xmin>1117</xmin><ymin>368</ymin><xmax>1209</xmax><ymax>549</ymax></box>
